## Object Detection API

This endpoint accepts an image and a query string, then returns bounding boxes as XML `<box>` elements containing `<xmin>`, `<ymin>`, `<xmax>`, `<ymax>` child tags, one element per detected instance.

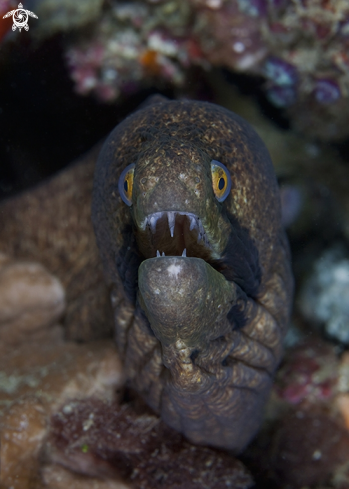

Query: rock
<box><xmin>299</xmin><ymin>246</ymin><xmax>349</xmax><ymax>344</ymax></box>
<box><xmin>41</xmin><ymin>464</ymin><xmax>131</xmax><ymax>489</ymax></box>
<box><xmin>0</xmin><ymin>254</ymin><xmax>65</xmax><ymax>345</ymax></box>
<box><xmin>0</xmin><ymin>397</ymin><xmax>47</xmax><ymax>489</ymax></box>
<box><xmin>0</xmin><ymin>146</ymin><xmax>112</xmax><ymax>342</ymax></box>
<box><xmin>0</xmin><ymin>332</ymin><xmax>123</xmax><ymax>417</ymax></box>
<box><xmin>33</xmin><ymin>0</ymin><xmax>104</xmax><ymax>36</ymax></box>
<box><xmin>274</xmin><ymin>338</ymin><xmax>338</xmax><ymax>406</ymax></box>
<box><xmin>46</xmin><ymin>398</ymin><xmax>254</xmax><ymax>489</ymax></box>
<box><xmin>272</xmin><ymin>411</ymin><xmax>349</xmax><ymax>488</ymax></box>
<box><xmin>335</xmin><ymin>352</ymin><xmax>349</xmax><ymax>432</ymax></box>
<box><xmin>243</xmin><ymin>337</ymin><xmax>349</xmax><ymax>488</ymax></box>
<box><xmin>0</xmin><ymin>320</ymin><xmax>123</xmax><ymax>488</ymax></box>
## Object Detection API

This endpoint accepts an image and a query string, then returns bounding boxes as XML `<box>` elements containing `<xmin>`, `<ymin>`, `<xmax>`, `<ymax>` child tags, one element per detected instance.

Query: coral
<box><xmin>0</xmin><ymin>330</ymin><xmax>123</xmax><ymax>415</ymax></box>
<box><xmin>335</xmin><ymin>353</ymin><xmax>349</xmax><ymax>437</ymax></box>
<box><xmin>300</xmin><ymin>246</ymin><xmax>349</xmax><ymax>344</ymax></box>
<box><xmin>263</xmin><ymin>56</ymin><xmax>298</xmax><ymax>107</ymax></box>
<box><xmin>279</xmin><ymin>184</ymin><xmax>303</xmax><ymax>228</ymax></box>
<box><xmin>42</xmin><ymin>0</ymin><xmax>349</xmax><ymax>140</ymax></box>
<box><xmin>204</xmin><ymin>0</ymin><xmax>349</xmax><ymax>139</ymax></box>
<box><xmin>196</xmin><ymin>1</ymin><xmax>267</xmax><ymax>71</ymax></box>
<box><xmin>64</xmin><ymin>2</ymin><xmax>195</xmax><ymax>102</ymax></box>
<box><xmin>0</xmin><ymin>144</ymin><xmax>112</xmax><ymax>342</ymax></box>
<box><xmin>3</xmin><ymin>0</ymin><xmax>349</xmax><ymax>138</ymax></box>
<box><xmin>243</xmin><ymin>338</ymin><xmax>349</xmax><ymax>488</ymax></box>
<box><xmin>0</xmin><ymin>254</ymin><xmax>122</xmax><ymax>487</ymax></box>
<box><xmin>0</xmin><ymin>326</ymin><xmax>122</xmax><ymax>486</ymax></box>
<box><xmin>271</xmin><ymin>411</ymin><xmax>349</xmax><ymax>488</ymax></box>
<box><xmin>0</xmin><ymin>397</ymin><xmax>47</xmax><ymax>489</ymax></box>
<box><xmin>0</xmin><ymin>254</ymin><xmax>65</xmax><ymax>344</ymax></box>
<box><xmin>42</xmin><ymin>464</ymin><xmax>131</xmax><ymax>489</ymax></box>
<box><xmin>31</xmin><ymin>0</ymin><xmax>104</xmax><ymax>35</ymax></box>
<box><xmin>274</xmin><ymin>338</ymin><xmax>338</xmax><ymax>406</ymax></box>
<box><xmin>46</xmin><ymin>398</ymin><xmax>254</xmax><ymax>489</ymax></box>
<box><xmin>314</xmin><ymin>78</ymin><xmax>341</xmax><ymax>104</ymax></box>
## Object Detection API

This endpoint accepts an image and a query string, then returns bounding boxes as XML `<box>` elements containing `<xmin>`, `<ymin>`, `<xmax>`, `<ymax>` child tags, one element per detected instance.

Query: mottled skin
<box><xmin>92</xmin><ymin>98</ymin><xmax>293</xmax><ymax>452</ymax></box>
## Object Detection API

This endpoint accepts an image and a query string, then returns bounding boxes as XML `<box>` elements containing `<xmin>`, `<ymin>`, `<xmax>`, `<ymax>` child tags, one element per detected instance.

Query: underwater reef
<box><xmin>3</xmin><ymin>0</ymin><xmax>348</xmax><ymax>140</ymax></box>
<box><xmin>2</xmin><ymin>0</ymin><xmax>349</xmax><ymax>488</ymax></box>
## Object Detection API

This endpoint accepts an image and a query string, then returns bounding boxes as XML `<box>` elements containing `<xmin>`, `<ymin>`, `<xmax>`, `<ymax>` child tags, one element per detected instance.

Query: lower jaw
<box><xmin>137</xmin><ymin>255</ymin><xmax>236</xmax><ymax>347</ymax></box>
<box><xmin>136</xmin><ymin>227</ymin><xmax>214</xmax><ymax>263</ymax></box>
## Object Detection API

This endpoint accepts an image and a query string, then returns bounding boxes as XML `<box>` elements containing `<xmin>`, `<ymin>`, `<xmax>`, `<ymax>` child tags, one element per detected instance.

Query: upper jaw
<box><xmin>134</xmin><ymin>208</ymin><xmax>225</xmax><ymax>262</ymax></box>
<box><xmin>140</xmin><ymin>210</ymin><xmax>211</xmax><ymax>249</ymax></box>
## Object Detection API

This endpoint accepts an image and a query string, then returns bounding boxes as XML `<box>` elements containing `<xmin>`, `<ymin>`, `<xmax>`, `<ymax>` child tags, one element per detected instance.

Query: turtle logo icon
<box><xmin>2</xmin><ymin>2</ymin><xmax>38</xmax><ymax>32</ymax></box>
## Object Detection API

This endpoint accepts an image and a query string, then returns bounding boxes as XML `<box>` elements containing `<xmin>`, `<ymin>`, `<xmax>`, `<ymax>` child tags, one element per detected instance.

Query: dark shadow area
<box><xmin>222</xmin><ymin>68</ymin><xmax>291</xmax><ymax>131</ymax></box>
<box><xmin>0</xmin><ymin>35</ymin><xmax>174</xmax><ymax>201</ymax></box>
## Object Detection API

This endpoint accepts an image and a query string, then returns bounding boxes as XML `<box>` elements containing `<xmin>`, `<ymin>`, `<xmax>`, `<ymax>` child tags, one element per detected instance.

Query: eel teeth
<box><xmin>189</xmin><ymin>216</ymin><xmax>197</xmax><ymax>231</ymax></box>
<box><xmin>143</xmin><ymin>211</ymin><xmax>210</xmax><ymax>248</ymax></box>
<box><xmin>149</xmin><ymin>215</ymin><xmax>158</xmax><ymax>234</ymax></box>
<box><xmin>156</xmin><ymin>249</ymin><xmax>187</xmax><ymax>257</ymax></box>
<box><xmin>198</xmin><ymin>219</ymin><xmax>205</xmax><ymax>236</ymax></box>
<box><xmin>167</xmin><ymin>211</ymin><xmax>175</xmax><ymax>238</ymax></box>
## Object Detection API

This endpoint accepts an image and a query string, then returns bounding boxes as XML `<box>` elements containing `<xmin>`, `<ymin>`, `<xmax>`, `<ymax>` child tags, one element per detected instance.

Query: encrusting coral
<box><xmin>46</xmin><ymin>399</ymin><xmax>253</xmax><ymax>489</ymax></box>
<box><xmin>0</xmin><ymin>253</ymin><xmax>65</xmax><ymax>344</ymax></box>
<box><xmin>8</xmin><ymin>0</ymin><xmax>347</xmax><ymax>140</ymax></box>
<box><xmin>300</xmin><ymin>246</ymin><xmax>349</xmax><ymax>345</ymax></box>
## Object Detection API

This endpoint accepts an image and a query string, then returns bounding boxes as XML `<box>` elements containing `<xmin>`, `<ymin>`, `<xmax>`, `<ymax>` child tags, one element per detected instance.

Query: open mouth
<box><xmin>138</xmin><ymin>211</ymin><xmax>213</xmax><ymax>260</ymax></box>
<box><xmin>136</xmin><ymin>210</ymin><xmax>229</xmax><ymax>277</ymax></box>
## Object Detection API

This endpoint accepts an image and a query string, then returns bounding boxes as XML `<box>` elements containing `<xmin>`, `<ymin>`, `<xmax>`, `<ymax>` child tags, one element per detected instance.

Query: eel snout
<box><xmin>138</xmin><ymin>256</ymin><xmax>236</xmax><ymax>347</ymax></box>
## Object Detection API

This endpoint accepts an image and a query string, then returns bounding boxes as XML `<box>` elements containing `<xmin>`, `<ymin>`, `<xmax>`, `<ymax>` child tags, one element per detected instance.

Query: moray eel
<box><xmin>92</xmin><ymin>97</ymin><xmax>293</xmax><ymax>453</ymax></box>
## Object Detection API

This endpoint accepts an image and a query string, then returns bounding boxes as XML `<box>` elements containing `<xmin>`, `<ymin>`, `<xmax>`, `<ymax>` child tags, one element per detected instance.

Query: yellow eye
<box><xmin>118</xmin><ymin>163</ymin><xmax>135</xmax><ymax>206</ymax></box>
<box><xmin>211</xmin><ymin>160</ymin><xmax>231</xmax><ymax>202</ymax></box>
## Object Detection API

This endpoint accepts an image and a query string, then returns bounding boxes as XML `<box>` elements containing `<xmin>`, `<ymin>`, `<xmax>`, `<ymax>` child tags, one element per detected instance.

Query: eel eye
<box><xmin>118</xmin><ymin>163</ymin><xmax>135</xmax><ymax>206</ymax></box>
<box><xmin>211</xmin><ymin>160</ymin><xmax>231</xmax><ymax>202</ymax></box>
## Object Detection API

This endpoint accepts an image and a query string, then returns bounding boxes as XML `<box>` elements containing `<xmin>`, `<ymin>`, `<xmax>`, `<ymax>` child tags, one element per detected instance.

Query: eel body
<box><xmin>92</xmin><ymin>98</ymin><xmax>293</xmax><ymax>452</ymax></box>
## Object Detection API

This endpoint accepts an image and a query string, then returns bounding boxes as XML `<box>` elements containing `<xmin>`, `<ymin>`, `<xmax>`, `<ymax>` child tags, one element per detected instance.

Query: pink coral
<box><xmin>197</xmin><ymin>1</ymin><xmax>268</xmax><ymax>70</ymax></box>
<box><xmin>275</xmin><ymin>339</ymin><xmax>338</xmax><ymax>405</ymax></box>
<box><xmin>66</xmin><ymin>44</ymin><xmax>120</xmax><ymax>101</ymax></box>
<box><xmin>61</xmin><ymin>0</ymin><xmax>349</xmax><ymax>139</ymax></box>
